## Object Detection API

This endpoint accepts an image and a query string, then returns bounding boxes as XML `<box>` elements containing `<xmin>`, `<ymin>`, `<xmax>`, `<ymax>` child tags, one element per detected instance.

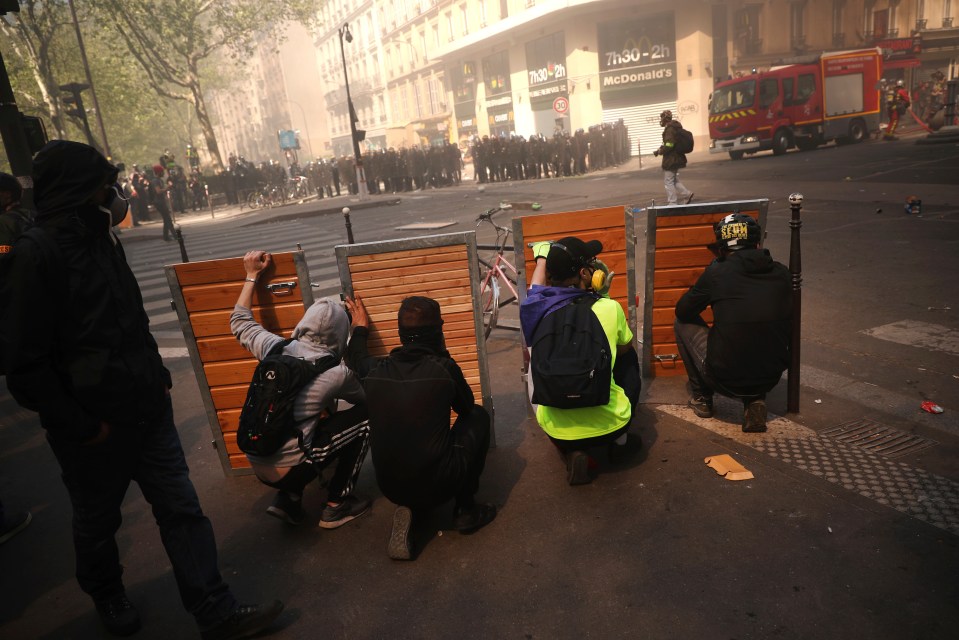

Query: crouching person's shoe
<box><xmin>452</xmin><ymin>503</ymin><xmax>497</xmax><ymax>534</ymax></box>
<box><xmin>319</xmin><ymin>495</ymin><xmax>371</xmax><ymax>529</ymax></box>
<box><xmin>201</xmin><ymin>600</ymin><xmax>284</xmax><ymax>640</ymax></box>
<box><xmin>388</xmin><ymin>506</ymin><xmax>413</xmax><ymax>560</ymax></box>
<box><xmin>742</xmin><ymin>398</ymin><xmax>768</xmax><ymax>433</ymax></box>
<box><xmin>688</xmin><ymin>395</ymin><xmax>714</xmax><ymax>418</ymax></box>
<box><xmin>95</xmin><ymin>593</ymin><xmax>141</xmax><ymax>637</ymax></box>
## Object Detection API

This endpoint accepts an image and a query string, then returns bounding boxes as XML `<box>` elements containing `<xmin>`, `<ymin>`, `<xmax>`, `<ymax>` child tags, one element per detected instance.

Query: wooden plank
<box><xmin>520</xmin><ymin>206</ymin><xmax>625</xmax><ymax>237</ymax></box>
<box><xmin>210</xmin><ymin>384</ymin><xmax>249</xmax><ymax>412</ymax></box>
<box><xmin>654</xmin><ymin>226</ymin><xmax>717</xmax><ymax>249</ymax></box>
<box><xmin>173</xmin><ymin>252</ymin><xmax>299</xmax><ymax>286</ymax></box>
<box><xmin>348</xmin><ymin>249</ymin><xmax>469</xmax><ymax>274</ymax></box>
<box><xmin>652</xmin><ymin>287</ymin><xmax>690</xmax><ymax>309</ymax></box>
<box><xmin>357</xmin><ymin>276</ymin><xmax>473</xmax><ymax>298</ymax></box>
<box><xmin>205</xmin><ymin>359</ymin><xmax>258</xmax><ymax>387</ymax></box>
<box><xmin>653</xmin><ymin>267</ymin><xmax>707</xmax><ymax>289</ymax></box>
<box><xmin>655</xmin><ymin>211</ymin><xmax>750</xmax><ymax>228</ymax></box>
<box><xmin>652</xmin><ymin>306</ymin><xmax>713</xmax><ymax>326</ymax></box>
<box><xmin>347</xmin><ymin>244</ymin><xmax>463</xmax><ymax>265</ymax></box>
<box><xmin>217</xmin><ymin>408</ymin><xmax>241</xmax><ymax>433</ymax></box>
<box><xmin>652</xmin><ymin>361</ymin><xmax>687</xmax><ymax>377</ymax></box>
<box><xmin>181</xmin><ymin>278</ymin><xmax>305</xmax><ymax>313</ymax></box>
<box><xmin>189</xmin><ymin>303</ymin><xmax>304</xmax><ymax>338</ymax></box>
<box><xmin>654</xmin><ymin>246</ymin><xmax>717</xmax><ymax>269</ymax></box>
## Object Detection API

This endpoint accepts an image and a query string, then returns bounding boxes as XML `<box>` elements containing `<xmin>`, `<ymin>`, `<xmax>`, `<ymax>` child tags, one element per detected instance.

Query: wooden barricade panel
<box><xmin>166</xmin><ymin>251</ymin><xmax>314</xmax><ymax>475</ymax></box>
<box><xmin>335</xmin><ymin>232</ymin><xmax>493</xmax><ymax>439</ymax></box>
<box><xmin>642</xmin><ymin>201</ymin><xmax>769</xmax><ymax>378</ymax></box>
<box><xmin>512</xmin><ymin>205</ymin><xmax>636</xmax><ymax>332</ymax></box>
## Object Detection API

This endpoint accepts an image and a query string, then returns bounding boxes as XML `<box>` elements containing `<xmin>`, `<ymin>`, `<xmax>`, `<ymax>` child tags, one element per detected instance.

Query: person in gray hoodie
<box><xmin>232</xmin><ymin>250</ymin><xmax>371</xmax><ymax>529</ymax></box>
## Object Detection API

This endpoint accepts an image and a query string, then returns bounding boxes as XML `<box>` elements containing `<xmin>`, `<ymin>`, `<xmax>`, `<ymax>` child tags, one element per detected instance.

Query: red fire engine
<box><xmin>709</xmin><ymin>48</ymin><xmax>883</xmax><ymax>159</ymax></box>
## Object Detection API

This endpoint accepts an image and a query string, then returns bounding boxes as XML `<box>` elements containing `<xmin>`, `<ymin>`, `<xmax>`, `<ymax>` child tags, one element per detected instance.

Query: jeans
<box><xmin>664</xmin><ymin>169</ymin><xmax>692</xmax><ymax>205</ymax></box>
<box><xmin>46</xmin><ymin>395</ymin><xmax>236</xmax><ymax>628</ymax></box>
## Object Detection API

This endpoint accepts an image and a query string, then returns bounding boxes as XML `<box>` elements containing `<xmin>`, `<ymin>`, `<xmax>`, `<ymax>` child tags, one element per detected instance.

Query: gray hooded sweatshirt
<box><xmin>231</xmin><ymin>297</ymin><xmax>366</xmax><ymax>467</ymax></box>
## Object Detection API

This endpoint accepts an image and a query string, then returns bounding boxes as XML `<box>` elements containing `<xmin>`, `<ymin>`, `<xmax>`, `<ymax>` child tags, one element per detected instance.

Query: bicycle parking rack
<box><xmin>334</xmin><ymin>231</ymin><xmax>496</xmax><ymax>445</ymax></box>
<box><xmin>642</xmin><ymin>199</ymin><xmax>768</xmax><ymax>379</ymax></box>
<box><xmin>166</xmin><ymin>250</ymin><xmax>314</xmax><ymax>476</ymax></box>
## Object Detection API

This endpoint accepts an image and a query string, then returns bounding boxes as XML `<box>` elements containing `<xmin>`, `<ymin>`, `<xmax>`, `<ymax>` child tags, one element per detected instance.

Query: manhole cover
<box><xmin>821</xmin><ymin>419</ymin><xmax>937</xmax><ymax>459</ymax></box>
<box><xmin>394</xmin><ymin>221</ymin><xmax>456</xmax><ymax>230</ymax></box>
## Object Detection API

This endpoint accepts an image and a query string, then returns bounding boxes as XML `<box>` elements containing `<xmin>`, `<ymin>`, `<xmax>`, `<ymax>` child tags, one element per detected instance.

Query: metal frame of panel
<box><xmin>334</xmin><ymin>231</ymin><xmax>495</xmax><ymax>445</ymax></box>
<box><xmin>165</xmin><ymin>251</ymin><xmax>314</xmax><ymax>476</ymax></box>
<box><xmin>641</xmin><ymin>200</ymin><xmax>769</xmax><ymax>379</ymax></box>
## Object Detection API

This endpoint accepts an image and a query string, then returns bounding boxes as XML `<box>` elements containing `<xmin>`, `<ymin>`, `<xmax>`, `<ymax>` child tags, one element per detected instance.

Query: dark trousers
<box><xmin>547</xmin><ymin>348</ymin><xmax>642</xmax><ymax>452</ymax></box>
<box><xmin>265</xmin><ymin>405</ymin><xmax>370</xmax><ymax>501</ymax></box>
<box><xmin>673</xmin><ymin>317</ymin><xmax>767</xmax><ymax>401</ymax></box>
<box><xmin>378</xmin><ymin>406</ymin><xmax>490</xmax><ymax>512</ymax></box>
<box><xmin>155</xmin><ymin>200</ymin><xmax>175</xmax><ymax>240</ymax></box>
<box><xmin>46</xmin><ymin>395</ymin><xmax>235</xmax><ymax>627</ymax></box>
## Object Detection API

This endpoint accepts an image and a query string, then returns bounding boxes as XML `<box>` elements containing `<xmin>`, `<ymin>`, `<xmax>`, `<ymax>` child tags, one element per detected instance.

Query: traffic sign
<box><xmin>553</xmin><ymin>96</ymin><xmax>569</xmax><ymax>115</ymax></box>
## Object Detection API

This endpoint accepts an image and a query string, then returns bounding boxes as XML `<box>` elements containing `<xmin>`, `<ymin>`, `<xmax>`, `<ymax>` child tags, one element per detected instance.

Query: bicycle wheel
<box><xmin>479</xmin><ymin>271</ymin><xmax>500</xmax><ymax>339</ymax></box>
<box><xmin>247</xmin><ymin>191</ymin><xmax>262</xmax><ymax>210</ymax></box>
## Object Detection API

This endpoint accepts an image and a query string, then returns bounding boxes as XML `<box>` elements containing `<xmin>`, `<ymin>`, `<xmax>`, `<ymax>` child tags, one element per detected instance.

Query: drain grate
<box><xmin>821</xmin><ymin>419</ymin><xmax>938</xmax><ymax>459</ymax></box>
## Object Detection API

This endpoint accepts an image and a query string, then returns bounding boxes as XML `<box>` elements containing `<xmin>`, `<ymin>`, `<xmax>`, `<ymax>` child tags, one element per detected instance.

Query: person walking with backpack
<box><xmin>653</xmin><ymin>110</ymin><xmax>694</xmax><ymax>205</ymax></box>
<box><xmin>519</xmin><ymin>237</ymin><xmax>642</xmax><ymax>486</ymax></box>
<box><xmin>231</xmin><ymin>250</ymin><xmax>371</xmax><ymax>530</ymax></box>
<box><xmin>0</xmin><ymin>141</ymin><xmax>284</xmax><ymax>639</ymax></box>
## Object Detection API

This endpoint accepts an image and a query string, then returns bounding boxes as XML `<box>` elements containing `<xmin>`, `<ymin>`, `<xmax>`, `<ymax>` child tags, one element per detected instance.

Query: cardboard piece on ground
<box><xmin>704</xmin><ymin>454</ymin><xmax>755</xmax><ymax>481</ymax></box>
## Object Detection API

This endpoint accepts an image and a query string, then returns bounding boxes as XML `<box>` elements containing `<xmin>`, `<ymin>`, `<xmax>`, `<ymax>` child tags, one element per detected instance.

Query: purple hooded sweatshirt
<box><xmin>519</xmin><ymin>285</ymin><xmax>597</xmax><ymax>344</ymax></box>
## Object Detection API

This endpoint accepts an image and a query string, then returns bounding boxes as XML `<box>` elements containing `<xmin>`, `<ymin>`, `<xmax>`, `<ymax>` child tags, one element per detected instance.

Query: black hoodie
<box><xmin>1</xmin><ymin>141</ymin><xmax>171</xmax><ymax>442</ymax></box>
<box><xmin>675</xmin><ymin>247</ymin><xmax>792</xmax><ymax>394</ymax></box>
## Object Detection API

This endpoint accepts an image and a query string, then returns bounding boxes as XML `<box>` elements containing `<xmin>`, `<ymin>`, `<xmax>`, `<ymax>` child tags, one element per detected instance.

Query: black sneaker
<box><xmin>265</xmin><ymin>492</ymin><xmax>304</xmax><ymax>525</ymax></box>
<box><xmin>319</xmin><ymin>495</ymin><xmax>371</xmax><ymax>529</ymax></box>
<box><xmin>743</xmin><ymin>399</ymin><xmax>768</xmax><ymax>433</ymax></box>
<box><xmin>388</xmin><ymin>506</ymin><xmax>413</xmax><ymax>560</ymax></box>
<box><xmin>201</xmin><ymin>601</ymin><xmax>284</xmax><ymax>640</ymax></box>
<box><xmin>0</xmin><ymin>510</ymin><xmax>31</xmax><ymax>545</ymax></box>
<box><xmin>95</xmin><ymin>593</ymin><xmax>141</xmax><ymax>637</ymax></box>
<box><xmin>566</xmin><ymin>450</ymin><xmax>591</xmax><ymax>486</ymax></box>
<box><xmin>688</xmin><ymin>395</ymin><xmax>714</xmax><ymax>418</ymax></box>
<box><xmin>452</xmin><ymin>503</ymin><xmax>497</xmax><ymax>534</ymax></box>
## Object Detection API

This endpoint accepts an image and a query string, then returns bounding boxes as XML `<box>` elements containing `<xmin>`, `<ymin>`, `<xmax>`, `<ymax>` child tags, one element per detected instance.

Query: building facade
<box><xmin>211</xmin><ymin>1</ymin><xmax>957</xmax><ymax>165</ymax></box>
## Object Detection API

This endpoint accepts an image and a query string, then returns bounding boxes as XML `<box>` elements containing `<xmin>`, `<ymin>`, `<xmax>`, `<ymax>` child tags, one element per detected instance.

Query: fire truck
<box><xmin>708</xmin><ymin>48</ymin><xmax>882</xmax><ymax>159</ymax></box>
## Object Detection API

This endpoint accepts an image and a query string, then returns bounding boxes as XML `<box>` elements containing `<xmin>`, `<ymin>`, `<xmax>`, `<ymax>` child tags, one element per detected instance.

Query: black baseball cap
<box><xmin>546</xmin><ymin>236</ymin><xmax>603</xmax><ymax>280</ymax></box>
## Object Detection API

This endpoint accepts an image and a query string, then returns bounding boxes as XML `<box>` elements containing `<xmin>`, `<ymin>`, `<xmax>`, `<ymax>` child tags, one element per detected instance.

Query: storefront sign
<box><xmin>526</xmin><ymin>31</ymin><xmax>569</xmax><ymax>110</ymax></box>
<box><xmin>597</xmin><ymin>13</ymin><xmax>677</xmax><ymax>103</ymax></box>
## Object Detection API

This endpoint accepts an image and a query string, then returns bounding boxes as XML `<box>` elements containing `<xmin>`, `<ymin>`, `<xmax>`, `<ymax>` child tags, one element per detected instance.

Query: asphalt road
<box><xmin>2</xmin><ymin>130</ymin><xmax>958</xmax><ymax>639</ymax></box>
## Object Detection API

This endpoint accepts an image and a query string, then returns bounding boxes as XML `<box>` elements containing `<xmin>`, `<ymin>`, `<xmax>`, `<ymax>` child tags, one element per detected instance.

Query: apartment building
<box><xmin>212</xmin><ymin>1</ymin><xmax>956</xmax><ymax>164</ymax></box>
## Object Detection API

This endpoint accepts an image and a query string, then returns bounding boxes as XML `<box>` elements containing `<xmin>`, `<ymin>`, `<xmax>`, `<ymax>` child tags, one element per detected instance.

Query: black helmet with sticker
<box><xmin>713</xmin><ymin>213</ymin><xmax>761</xmax><ymax>251</ymax></box>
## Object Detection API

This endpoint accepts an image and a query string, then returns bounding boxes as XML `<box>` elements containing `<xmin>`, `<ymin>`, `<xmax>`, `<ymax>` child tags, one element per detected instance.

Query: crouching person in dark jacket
<box><xmin>345</xmin><ymin>294</ymin><xmax>496</xmax><ymax>560</ymax></box>
<box><xmin>673</xmin><ymin>213</ymin><xmax>792</xmax><ymax>433</ymax></box>
<box><xmin>0</xmin><ymin>141</ymin><xmax>283</xmax><ymax>639</ymax></box>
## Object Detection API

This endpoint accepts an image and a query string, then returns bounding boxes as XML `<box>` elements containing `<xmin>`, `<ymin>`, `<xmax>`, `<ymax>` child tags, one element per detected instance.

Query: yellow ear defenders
<box><xmin>589</xmin><ymin>259</ymin><xmax>613</xmax><ymax>296</ymax></box>
<box><xmin>591</xmin><ymin>266</ymin><xmax>607</xmax><ymax>292</ymax></box>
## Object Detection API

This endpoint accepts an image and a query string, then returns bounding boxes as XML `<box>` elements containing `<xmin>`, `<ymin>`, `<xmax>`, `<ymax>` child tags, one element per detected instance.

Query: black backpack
<box><xmin>675</xmin><ymin>126</ymin><xmax>694</xmax><ymax>154</ymax></box>
<box><xmin>530</xmin><ymin>295</ymin><xmax>612</xmax><ymax>409</ymax></box>
<box><xmin>237</xmin><ymin>339</ymin><xmax>338</xmax><ymax>457</ymax></box>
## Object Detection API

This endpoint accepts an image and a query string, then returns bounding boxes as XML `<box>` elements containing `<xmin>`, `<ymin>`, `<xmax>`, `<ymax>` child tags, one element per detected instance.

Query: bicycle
<box><xmin>476</xmin><ymin>205</ymin><xmax>520</xmax><ymax>338</ymax></box>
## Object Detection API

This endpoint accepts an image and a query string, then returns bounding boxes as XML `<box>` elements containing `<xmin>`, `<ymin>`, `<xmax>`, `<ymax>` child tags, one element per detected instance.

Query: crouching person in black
<box><xmin>673</xmin><ymin>214</ymin><xmax>792</xmax><ymax>432</ymax></box>
<box><xmin>345</xmin><ymin>295</ymin><xmax>496</xmax><ymax>560</ymax></box>
<box><xmin>232</xmin><ymin>250</ymin><xmax>371</xmax><ymax>529</ymax></box>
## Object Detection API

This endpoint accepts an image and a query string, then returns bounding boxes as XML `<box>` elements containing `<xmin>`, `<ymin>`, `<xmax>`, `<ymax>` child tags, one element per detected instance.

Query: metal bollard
<box><xmin>342</xmin><ymin>207</ymin><xmax>355</xmax><ymax>244</ymax></box>
<box><xmin>205</xmin><ymin>183</ymin><xmax>214</xmax><ymax>219</ymax></box>
<box><xmin>787</xmin><ymin>193</ymin><xmax>803</xmax><ymax>413</ymax></box>
<box><xmin>173</xmin><ymin>224</ymin><xmax>189</xmax><ymax>263</ymax></box>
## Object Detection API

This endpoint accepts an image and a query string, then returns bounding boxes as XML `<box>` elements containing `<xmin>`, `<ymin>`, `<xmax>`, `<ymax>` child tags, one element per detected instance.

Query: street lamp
<box><xmin>338</xmin><ymin>22</ymin><xmax>369</xmax><ymax>200</ymax></box>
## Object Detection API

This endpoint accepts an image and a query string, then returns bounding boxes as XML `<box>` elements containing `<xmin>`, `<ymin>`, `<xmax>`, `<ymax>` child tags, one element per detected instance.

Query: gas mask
<box><xmin>98</xmin><ymin>183</ymin><xmax>129</xmax><ymax>227</ymax></box>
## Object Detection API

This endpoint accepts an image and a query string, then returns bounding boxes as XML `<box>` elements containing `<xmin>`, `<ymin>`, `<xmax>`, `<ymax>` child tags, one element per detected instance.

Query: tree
<box><xmin>92</xmin><ymin>0</ymin><xmax>318</xmax><ymax>172</ymax></box>
<box><xmin>0</xmin><ymin>1</ymin><xmax>74</xmax><ymax>140</ymax></box>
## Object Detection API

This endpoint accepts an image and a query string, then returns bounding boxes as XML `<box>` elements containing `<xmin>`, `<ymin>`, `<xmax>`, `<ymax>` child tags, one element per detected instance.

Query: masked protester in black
<box><xmin>0</xmin><ymin>141</ymin><xmax>284</xmax><ymax>639</ymax></box>
<box><xmin>345</xmin><ymin>295</ymin><xmax>497</xmax><ymax>561</ymax></box>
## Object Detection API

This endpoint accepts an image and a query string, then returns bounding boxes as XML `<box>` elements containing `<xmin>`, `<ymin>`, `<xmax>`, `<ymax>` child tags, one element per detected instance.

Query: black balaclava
<box><xmin>397</xmin><ymin>296</ymin><xmax>446</xmax><ymax>353</ymax></box>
